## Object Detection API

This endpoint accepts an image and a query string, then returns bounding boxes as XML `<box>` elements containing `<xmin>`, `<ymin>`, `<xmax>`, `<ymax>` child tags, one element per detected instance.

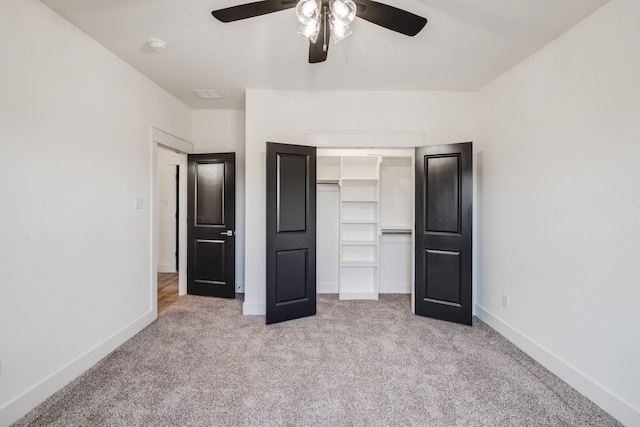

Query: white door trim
<box><xmin>151</xmin><ymin>127</ymin><xmax>193</xmax><ymax>313</ymax></box>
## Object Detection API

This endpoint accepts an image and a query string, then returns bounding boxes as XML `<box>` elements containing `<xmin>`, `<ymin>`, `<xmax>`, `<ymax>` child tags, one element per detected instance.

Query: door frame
<box><xmin>151</xmin><ymin>127</ymin><xmax>193</xmax><ymax>315</ymax></box>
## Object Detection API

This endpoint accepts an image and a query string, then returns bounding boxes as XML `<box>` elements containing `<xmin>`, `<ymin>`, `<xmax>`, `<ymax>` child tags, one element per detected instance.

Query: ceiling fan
<box><xmin>211</xmin><ymin>0</ymin><xmax>427</xmax><ymax>63</ymax></box>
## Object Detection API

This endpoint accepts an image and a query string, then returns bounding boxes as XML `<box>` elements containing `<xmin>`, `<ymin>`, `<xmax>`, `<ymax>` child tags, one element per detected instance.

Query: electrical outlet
<box><xmin>502</xmin><ymin>294</ymin><xmax>510</xmax><ymax>308</ymax></box>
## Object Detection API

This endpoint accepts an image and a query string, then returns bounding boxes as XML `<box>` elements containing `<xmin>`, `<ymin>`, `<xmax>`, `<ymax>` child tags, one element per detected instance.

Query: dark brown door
<box><xmin>266</xmin><ymin>142</ymin><xmax>317</xmax><ymax>324</ymax></box>
<box><xmin>415</xmin><ymin>142</ymin><xmax>473</xmax><ymax>325</ymax></box>
<box><xmin>187</xmin><ymin>153</ymin><xmax>235</xmax><ymax>298</ymax></box>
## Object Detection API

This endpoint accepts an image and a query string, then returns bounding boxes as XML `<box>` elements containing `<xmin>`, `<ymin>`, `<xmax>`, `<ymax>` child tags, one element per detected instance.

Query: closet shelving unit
<box><xmin>339</xmin><ymin>155</ymin><xmax>380</xmax><ymax>299</ymax></box>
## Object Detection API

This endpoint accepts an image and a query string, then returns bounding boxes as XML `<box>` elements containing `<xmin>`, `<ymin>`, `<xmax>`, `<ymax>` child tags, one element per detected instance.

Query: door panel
<box><xmin>426</xmin><ymin>155</ymin><xmax>460</xmax><ymax>233</ymax></box>
<box><xmin>196</xmin><ymin>162</ymin><xmax>225</xmax><ymax>225</ymax></box>
<box><xmin>194</xmin><ymin>239</ymin><xmax>226</xmax><ymax>283</ymax></box>
<box><xmin>266</xmin><ymin>142</ymin><xmax>316</xmax><ymax>324</ymax></box>
<box><xmin>276</xmin><ymin>249</ymin><xmax>309</xmax><ymax>303</ymax></box>
<box><xmin>425</xmin><ymin>249</ymin><xmax>461</xmax><ymax>304</ymax></box>
<box><xmin>277</xmin><ymin>154</ymin><xmax>308</xmax><ymax>232</ymax></box>
<box><xmin>187</xmin><ymin>153</ymin><xmax>236</xmax><ymax>298</ymax></box>
<box><xmin>415</xmin><ymin>143</ymin><xmax>472</xmax><ymax>325</ymax></box>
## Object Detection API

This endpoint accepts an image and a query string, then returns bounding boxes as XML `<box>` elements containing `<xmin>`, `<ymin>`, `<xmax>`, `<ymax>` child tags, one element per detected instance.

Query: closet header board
<box><xmin>317</xmin><ymin>148</ymin><xmax>414</xmax><ymax>300</ymax></box>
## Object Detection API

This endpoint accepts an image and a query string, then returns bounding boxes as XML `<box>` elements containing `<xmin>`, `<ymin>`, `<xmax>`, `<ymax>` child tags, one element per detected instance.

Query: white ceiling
<box><xmin>41</xmin><ymin>0</ymin><xmax>610</xmax><ymax>109</ymax></box>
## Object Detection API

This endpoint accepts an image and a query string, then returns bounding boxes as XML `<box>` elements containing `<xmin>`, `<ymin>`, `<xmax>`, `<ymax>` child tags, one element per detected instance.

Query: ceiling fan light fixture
<box><xmin>330</xmin><ymin>19</ymin><xmax>352</xmax><ymax>43</ymax></box>
<box><xmin>329</xmin><ymin>0</ymin><xmax>356</xmax><ymax>24</ymax></box>
<box><xmin>298</xmin><ymin>20</ymin><xmax>320</xmax><ymax>43</ymax></box>
<box><xmin>296</xmin><ymin>0</ymin><xmax>320</xmax><ymax>24</ymax></box>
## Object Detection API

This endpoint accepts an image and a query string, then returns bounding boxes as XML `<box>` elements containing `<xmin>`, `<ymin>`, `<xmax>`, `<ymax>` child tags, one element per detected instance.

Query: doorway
<box><xmin>151</xmin><ymin>126</ymin><xmax>192</xmax><ymax>315</ymax></box>
<box><xmin>157</xmin><ymin>145</ymin><xmax>181</xmax><ymax>313</ymax></box>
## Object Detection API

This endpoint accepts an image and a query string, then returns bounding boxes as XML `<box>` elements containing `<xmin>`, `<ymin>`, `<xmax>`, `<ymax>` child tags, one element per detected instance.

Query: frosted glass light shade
<box><xmin>296</xmin><ymin>0</ymin><xmax>320</xmax><ymax>24</ymax></box>
<box><xmin>330</xmin><ymin>19</ymin><xmax>352</xmax><ymax>43</ymax></box>
<box><xmin>329</xmin><ymin>0</ymin><xmax>356</xmax><ymax>24</ymax></box>
<box><xmin>298</xmin><ymin>20</ymin><xmax>320</xmax><ymax>43</ymax></box>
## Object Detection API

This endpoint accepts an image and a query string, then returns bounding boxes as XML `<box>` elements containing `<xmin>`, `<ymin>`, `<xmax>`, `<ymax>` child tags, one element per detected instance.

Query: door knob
<box><xmin>221</xmin><ymin>230</ymin><xmax>234</xmax><ymax>237</ymax></box>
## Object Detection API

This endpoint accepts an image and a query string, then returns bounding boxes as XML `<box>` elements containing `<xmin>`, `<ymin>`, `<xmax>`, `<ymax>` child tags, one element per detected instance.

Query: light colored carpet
<box><xmin>14</xmin><ymin>294</ymin><xmax>621</xmax><ymax>426</ymax></box>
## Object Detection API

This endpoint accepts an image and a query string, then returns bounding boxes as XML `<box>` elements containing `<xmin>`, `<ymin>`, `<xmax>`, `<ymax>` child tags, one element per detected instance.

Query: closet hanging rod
<box><xmin>380</xmin><ymin>228</ymin><xmax>412</xmax><ymax>235</ymax></box>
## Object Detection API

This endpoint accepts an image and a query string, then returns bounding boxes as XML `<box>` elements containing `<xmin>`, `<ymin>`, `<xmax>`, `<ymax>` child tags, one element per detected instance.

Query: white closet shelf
<box><xmin>341</xmin><ymin>220</ymin><xmax>377</xmax><ymax>224</ymax></box>
<box><xmin>341</xmin><ymin>261</ymin><xmax>378</xmax><ymax>267</ymax></box>
<box><xmin>341</xmin><ymin>240</ymin><xmax>378</xmax><ymax>246</ymax></box>
<box><xmin>317</xmin><ymin>179</ymin><xmax>340</xmax><ymax>184</ymax></box>
<box><xmin>342</xmin><ymin>199</ymin><xmax>378</xmax><ymax>203</ymax></box>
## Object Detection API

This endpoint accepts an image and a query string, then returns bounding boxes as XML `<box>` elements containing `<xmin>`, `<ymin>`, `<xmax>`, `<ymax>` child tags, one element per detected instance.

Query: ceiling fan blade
<box><xmin>309</xmin><ymin>7</ymin><xmax>330</xmax><ymax>63</ymax></box>
<box><xmin>212</xmin><ymin>0</ymin><xmax>297</xmax><ymax>23</ymax></box>
<box><xmin>354</xmin><ymin>0</ymin><xmax>427</xmax><ymax>36</ymax></box>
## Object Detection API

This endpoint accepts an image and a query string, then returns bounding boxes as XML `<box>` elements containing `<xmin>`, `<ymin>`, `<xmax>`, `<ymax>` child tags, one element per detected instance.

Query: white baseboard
<box><xmin>379</xmin><ymin>282</ymin><xmax>411</xmax><ymax>294</ymax></box>
<box><xmin>0</xmin><ymin>311</ymin><xmax>156</xmax><ymax>427</ymax></box>
<box><xmin>156</xmin><ymin>264</ymin><xmax>176</xmax><ymax>273</ymax></box>
<box><xmin>242</xmin><ymin>300</ymin><xmax>265</xmax><ymax>315</ymax></box>
<box><xmin>475</xmin><ymin>305</ymin><xmax>640</xmax><ymax>427</ymax></box>
<box><xmin>317</xmin><ymin>282</ymin><xmax>339</xmax><ymax>294</ymax></box>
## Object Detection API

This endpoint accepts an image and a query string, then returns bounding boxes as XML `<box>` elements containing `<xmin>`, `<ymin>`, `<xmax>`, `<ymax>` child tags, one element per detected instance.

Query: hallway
<box><xmin>157</xmin><ymin>273</ymin><xmax>178</xmax><ymax>314</ymax></box>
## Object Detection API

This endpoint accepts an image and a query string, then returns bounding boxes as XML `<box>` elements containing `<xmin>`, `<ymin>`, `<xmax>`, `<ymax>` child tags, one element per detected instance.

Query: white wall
<box><xmin>244</xmin><ymin>90</ymin><xmax>477</xmax><ymax>314</ymax></box>
<box><xmin>0</xmin><ymin>1</ymin><xmax>192</xmax><ymax>425</ymax></box>
<box><xmin>476</xmin><ymin>0</ymin><xmax>640</xmax><ymax>425</ymax></box>
<box><xmin>191</xmin><ymin>110</ymin><xmax>246</xmax><ymax>292</ymax></box>
<box><xmin>156</xmin><ymin>146</ymin><xmax>179</xmax><ymax>272</ymax></box>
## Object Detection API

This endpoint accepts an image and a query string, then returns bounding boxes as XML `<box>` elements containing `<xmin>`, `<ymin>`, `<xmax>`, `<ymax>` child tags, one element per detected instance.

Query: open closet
<box><xmin>266</xmin><ymin>141</ymin><xmax>472</xmax><ymax>325</ymax></box>
<box><xmin>316</xmin><ymin>148</ymin><xmax>414</xmax><ymax>300</ymax></box>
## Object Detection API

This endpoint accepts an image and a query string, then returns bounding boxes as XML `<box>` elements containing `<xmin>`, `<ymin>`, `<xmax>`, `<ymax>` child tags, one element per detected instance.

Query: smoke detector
<box><xmin>147</xmin><ymin>38</ymin><xmax>167</xmax><ymax>53</ymax></box>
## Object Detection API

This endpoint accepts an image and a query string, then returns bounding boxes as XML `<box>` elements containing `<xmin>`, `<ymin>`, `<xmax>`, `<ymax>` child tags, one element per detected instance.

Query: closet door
<box><xmin>266</xmin><ymin>142</ymin><xmax>317</xmax><ymax>324</ymax></box>
<box><xmin>415</xmin><ymin>142</ymin><xmax>472</xmax><ymax>325</ymax></box>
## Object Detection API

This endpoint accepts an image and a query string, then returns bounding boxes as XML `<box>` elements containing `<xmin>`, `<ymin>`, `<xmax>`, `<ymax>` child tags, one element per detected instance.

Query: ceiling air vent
<box><xmin>192</xmin><ymin>90</ymin><xmax>222</xmax><ymax>99</ymax></box>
